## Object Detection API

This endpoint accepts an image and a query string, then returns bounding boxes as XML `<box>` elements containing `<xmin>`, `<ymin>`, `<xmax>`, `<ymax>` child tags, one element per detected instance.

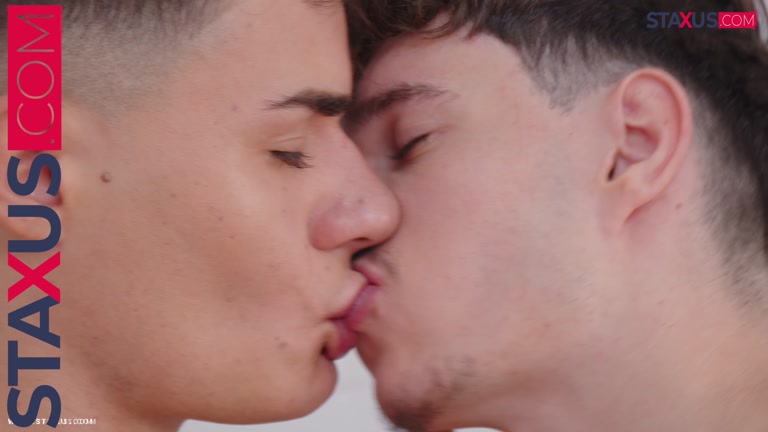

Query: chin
<box><xmin>375</xmin><ymin>384</ymin><xmax>440</xmax><ymax>432</ymax></box>
<box><xmin>280</xmin><ymin>356</ymin><xmax>340</xmax><ymax>419</ymax></box>
<box><xmin>200</xmin><ymin>359</ymin><xmax>339</xmax><ymax>425</ymax></box>
<box><xmin>372</xmin><ymin>356</ymin><xmax>460</xmax><ymax>432</ymax></box>
<box><xmin>372</xmin><ymin>362</ymin><xmax>415</xmax><ymax>415</ymax></box>
<box><xmin>356</xmin><ymin>335</ymin><xmax>385</xmax><ymax>376</ymax></box>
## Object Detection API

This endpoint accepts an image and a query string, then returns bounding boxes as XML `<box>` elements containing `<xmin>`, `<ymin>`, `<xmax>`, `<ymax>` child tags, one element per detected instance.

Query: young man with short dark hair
<box><xmin>346</xmin><ymin>1</ymin><xmax>768</xmax><ymax>431</ymax></box>
<box><xmin>0</xmin><ymin>1</ymin><xmax>399</xmax><ymax>431</ymax></box>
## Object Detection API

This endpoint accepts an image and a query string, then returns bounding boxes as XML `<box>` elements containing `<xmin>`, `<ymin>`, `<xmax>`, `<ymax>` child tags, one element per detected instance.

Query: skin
<box><xmin>348</xmin><ymin>24</ymin><xmax>768</xmax><ymax>432</ymax></box>
<box><xmin>0</xmin><ymin>1</ymin><xmax>399</xmax><ymax>431</ymax></box>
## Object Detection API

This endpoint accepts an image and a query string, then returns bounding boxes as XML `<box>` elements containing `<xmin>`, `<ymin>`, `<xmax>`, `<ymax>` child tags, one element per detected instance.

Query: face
<box><xmin>347</xmin><ymin>29</ymin><xmax>642</xmax><ymax>431</ymax></box>
<box><xmin>48</xmin><ymin>0</ymin><xmax>399</xmax><ymax>424</ymax></box>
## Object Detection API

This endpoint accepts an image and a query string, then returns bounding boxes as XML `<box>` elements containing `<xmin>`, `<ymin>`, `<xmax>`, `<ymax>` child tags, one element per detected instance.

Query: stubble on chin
<box><xmin>382</xmin><ymin>356</ymin><xmax>477</xmax><ymax>432</ymax></box>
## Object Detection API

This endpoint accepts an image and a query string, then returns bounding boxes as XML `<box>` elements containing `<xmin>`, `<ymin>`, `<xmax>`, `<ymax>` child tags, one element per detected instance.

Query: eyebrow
<box><xmin>345</xmin><ymin>83</ymin><xmax>450</xmax><ymax>129</ymax></box>
<box><xmin>266</xmin><ymin>89</ymin><xmax>352</xmax><ymax>117</ymax></box>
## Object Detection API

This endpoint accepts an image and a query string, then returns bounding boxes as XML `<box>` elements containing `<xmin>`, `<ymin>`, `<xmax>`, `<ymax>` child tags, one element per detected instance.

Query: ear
<box><xmin>598</xmin><ymin>69</ymin><xmax>693</xmax><ymax>233</ymax></box>
<box><xmin>0</xmin><ymin>94</ymin><xmax>65</xmax><ymax>244</ymax></box>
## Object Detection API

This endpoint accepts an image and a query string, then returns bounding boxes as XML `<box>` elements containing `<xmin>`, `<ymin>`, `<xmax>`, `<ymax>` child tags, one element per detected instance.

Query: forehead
<box><xmin>190</xmin><ymin>0</ymin><xmax>351</xmax><ymax>90</ymax></box>
<box><xmin>356</xmin><ymin>29</ymin><xmax>528</xmax><ymax>101</ymax></box>
<box><xmin>199</xmin><ymin>0</ymin><xmax>345</xmax><ymax>47</ymax></box>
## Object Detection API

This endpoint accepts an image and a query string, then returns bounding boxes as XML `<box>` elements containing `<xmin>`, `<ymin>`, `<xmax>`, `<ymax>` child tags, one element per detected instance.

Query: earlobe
<box><xmin>601</xmin><ymin>69</ymin><xmax>693</xmax><ymax>231</ymax></box>
<box><xmin>0</xmin><ymin>95</ymin><xmax>65</xmax><ymax>244</ymax></box>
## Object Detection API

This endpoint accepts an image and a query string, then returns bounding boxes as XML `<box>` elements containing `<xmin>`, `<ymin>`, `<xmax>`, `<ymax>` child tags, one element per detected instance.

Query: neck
<box><xmin>511</xmin><ymin>257</ymin><xmax>768</xmax><ymax>432</ymax></box>
<box><xmin>450</xmin><ymin>244</ymin><xmax>768</xmax><ymax>432</ymax></box>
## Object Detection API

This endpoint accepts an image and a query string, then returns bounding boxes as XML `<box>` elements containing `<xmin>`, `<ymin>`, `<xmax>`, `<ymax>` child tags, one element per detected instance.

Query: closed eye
<box><xmin>389</xmin><ymin>134</ymin><xmax>429</xmax><ymax>162</ymax></box>
<box><xmin>271</xmin><ymin>151</ymin><xmax>313</xmax><ymax>169</ymax></box>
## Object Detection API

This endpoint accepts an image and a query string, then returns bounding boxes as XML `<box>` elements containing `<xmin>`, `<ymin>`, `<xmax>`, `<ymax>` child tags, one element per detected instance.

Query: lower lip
<box><xmin>345</xmin><ymin>284</ymin><xmax>378</xmax><ymax>330</ymax></box>
<box><xmin>325</xmin><ymin>320</ymin><xmax>358</xmax><ymax>361</ymax></box>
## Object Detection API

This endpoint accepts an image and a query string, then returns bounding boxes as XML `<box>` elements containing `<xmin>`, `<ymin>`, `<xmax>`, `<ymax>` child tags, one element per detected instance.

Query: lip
<box><xmin>323</xmin><ymin>275</ymin><xmax>367</xmax><ymax>361</ymax></box>
<box><xmin>344</xmin><ymin>283</ymin><xmax>378</xmax><ymax>330</ymax></box>
<box><xmin>324</xmin><ymin>285</ymin><xmax>377</xmax><ymax>360</ymax></box>
<box><xmin>324</xmin><ymin>319</ymin><xmax>358</xmax><ymax>361</ymax></box>
<box><xmin>352</xmin><ymin>262</ymin><xmax>382</xmax><ymax>287</ymax></box>
<box><xmin>346</xmin><ymin>262</ymin><xmax>382</xmax><ymax>330</ymax></box>
<box><xmin>323</xmin><ymin>265</ymin><xmax>381</xmax><ymax>361</ymax></box>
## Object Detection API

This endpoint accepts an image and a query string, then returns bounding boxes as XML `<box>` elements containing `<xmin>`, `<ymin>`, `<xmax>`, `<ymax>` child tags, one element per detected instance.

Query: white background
<box><xmin>180</xmin><ymin>353</ymin><xmax>493</xmax><ymax>432</ymax></box>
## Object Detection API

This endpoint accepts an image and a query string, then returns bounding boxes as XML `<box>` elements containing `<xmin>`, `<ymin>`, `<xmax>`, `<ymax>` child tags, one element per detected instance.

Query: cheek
<box><xmin>393</xmin><ymin>154</ymin><xmax>577</xmax><ymax>319</ymax></box>
<box><xmin>93</xmin><ymin>160</ymin><xmax>323</xmax><ymax>341</ymax></box>
<box><xmin>391</xmin><ymin>178</ymin><xmax>515</xmax><ymax>328</ymax></box>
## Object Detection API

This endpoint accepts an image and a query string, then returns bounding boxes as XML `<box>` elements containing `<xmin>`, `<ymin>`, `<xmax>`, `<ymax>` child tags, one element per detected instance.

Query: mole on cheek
<box><xmin>100</xmin><ymin>172</ymin><xmax>112</xmax><ymax>183</ymax></box>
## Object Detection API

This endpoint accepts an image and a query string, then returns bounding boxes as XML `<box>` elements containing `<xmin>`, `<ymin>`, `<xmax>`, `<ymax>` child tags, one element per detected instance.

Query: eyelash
<box><xmin>271</xmin><ymin>151</ymin><xmax>313</xmax><ymax>169</ymax></box>
<box><xmin>389</xmin><ymin>134</ymin><xmax>429</xmax><ymax>162</ymax></box>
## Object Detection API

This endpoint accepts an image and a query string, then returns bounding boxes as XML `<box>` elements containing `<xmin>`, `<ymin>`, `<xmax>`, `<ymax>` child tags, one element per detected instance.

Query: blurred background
<box><xmin>180</xmin><ymin>353</ymin><xmax>493</xmax><ymax>432</ymax></box>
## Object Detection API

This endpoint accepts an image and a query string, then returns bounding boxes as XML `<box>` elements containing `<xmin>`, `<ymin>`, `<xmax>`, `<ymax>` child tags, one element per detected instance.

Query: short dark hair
<box><xmin>0</xmin><ymin>0</ymin><xmax>224</xmax><ymax>112</ymax></box>
<box><xmin>347</xmin><ymin>0</ymin><xmax>768</xmax><ymax>290</ymax></box>
<box><xmin>0</xmin><ymin>0</ymin><xmax>350</xmax><ymax>112</ymax></box>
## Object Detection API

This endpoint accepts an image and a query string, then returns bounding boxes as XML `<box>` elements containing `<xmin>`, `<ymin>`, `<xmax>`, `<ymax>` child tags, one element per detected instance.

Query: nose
<box><xmin>309</xmin><ymin>133</ymin><xmax>400</xmax><ymax>253</ymax></box>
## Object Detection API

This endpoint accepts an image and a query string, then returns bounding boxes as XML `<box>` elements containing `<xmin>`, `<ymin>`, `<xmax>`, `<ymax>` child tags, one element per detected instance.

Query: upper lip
<box><xmin>352</xmin><ymin>261</ymin><xmax>381</xmax><ymax>287</ymax></box>
<box><xmin>329</xmin><ymin>276</ymin><xmax>369</xmax><ymax>320</ymax></box>
<box><xmin>329</xmin><ymin>264</ymin><xmax>380</xmax><ymax>320</ymax></box>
